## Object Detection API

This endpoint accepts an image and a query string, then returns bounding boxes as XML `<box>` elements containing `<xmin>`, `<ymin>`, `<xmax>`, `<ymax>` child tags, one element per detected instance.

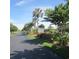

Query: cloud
<box><xmin>16</xmin><ymin>0</ymin><xmax>25</xmax><ymax>6</ymax></box>
<box><xmin>15</xmin><ymin>0</ymin><xmax>35</xmax><ymax>6</ymax></box>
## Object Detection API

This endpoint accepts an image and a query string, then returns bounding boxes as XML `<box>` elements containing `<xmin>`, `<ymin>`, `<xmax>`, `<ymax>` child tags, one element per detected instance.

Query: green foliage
<box><xmin>48</xmin><ymin>28</ymin><xmax>57</xmax><ymax>34</ymax></box>
<box><xmin>45</xmin><ymin>0</ymin><xmax>69</xmax><ymax>26</ymax></box>
<box><xmin>58</xmin><ymin>23</ymin><xmax>69</xmax><ymax>32</ymax></box>
<box><xmin>32</xmin><ymin>8</ymin><xmax>43</xmax><ymax>30</ymax></box>
<box><xmin>42</xmin><ymin>42</ymin><xmax>53</xmax><ymax>48</ymax></box>
<box><xmin>32</xmin><ymin>29</ymin><xmax>37</xmax><ymax>33</ymax></box>
<box><xmin>22</xmin><ymin>22</ymin><xmax>33</xmax><ymax>31</ymax></box>
<box><xmin>52</xmin><ymin>46</ymin><xmax>69</xmax><ymax>59</ymax></box>
<box><xmin>33</xmin><ymin>8</ymin><xmax>43</xmax><ymax>18</ymax></box>
<box><xmin>45</xmin><ymin>9</ymin><xmax>54</xmax><ymax>18</ymax></box>
<box><xmin>44</xmin><ymin>0</ymin><xmax>69</xmax><ymax>46</ymax></box>
<box><xmin>10</xmin><ymin>23</ymin><xmax>18</xmax><ymax>32</ymax></box>
<box><xmin>37</xmin><ymin>33</ymin><xmax>52</xmax><ymax>42</ymax></box>
<box><xmin>52</xmin><ymin>31</ymin><xmax>69</xmax><ymax>46</ymax></box>
<box><xmin>52</xmin><ymin>32</ymin><xmax>61</xmax><ymax>41</ymax></box>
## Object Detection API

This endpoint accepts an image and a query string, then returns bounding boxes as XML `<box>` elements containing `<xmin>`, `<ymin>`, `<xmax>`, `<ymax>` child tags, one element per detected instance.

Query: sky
<box><xmin>10</xmin><ymin>0</ymin><xmax>66</xmax><ymax>29</ymax></box>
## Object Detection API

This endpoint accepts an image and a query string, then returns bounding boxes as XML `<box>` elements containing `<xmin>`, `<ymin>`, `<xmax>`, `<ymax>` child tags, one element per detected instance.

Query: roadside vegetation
<box><xmin>21</xmin><ymin>0</ymin><xmax>69</xmax><ymax>59</ymax></box>
<box><xmin>10</xmin><ymin>23</ymin><xmax>18</xmax><ymax>34</ymax></box>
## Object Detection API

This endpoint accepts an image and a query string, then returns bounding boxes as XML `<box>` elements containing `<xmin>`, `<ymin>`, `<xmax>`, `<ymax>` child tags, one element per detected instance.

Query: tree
<box><xmin>45</xmin><ymin>0</ymin><xmax>69</xmax><ymax>30</ymax></box>
<box><xmin>10</xmin><ymin>23</ymin><xmax>18</xmax><ymax>32</ymax></box>
<box><xmin>44</xmin><ymin>0</ymin><xmax>69</xmax><ymax>46</ymax></box>
<box><xmin>45</xmin><ymin>4</ymin><xmax>68</xmax><ymax>26</ymax></box>
<box><xmin>22</xmin><ymin>22</ymin><xmax>34</xmax><ymax>32</ymax></box>
<box><xmin>32</xmin><ymin>8</ymin><xmax>43</xmax><ymax>31</ymax></box>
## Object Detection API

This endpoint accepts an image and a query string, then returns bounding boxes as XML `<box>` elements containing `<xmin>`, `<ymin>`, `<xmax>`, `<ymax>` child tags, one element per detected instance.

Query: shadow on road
<box><xmin>21</xmin><ymin>38</ymin><xmax>49</xmax><ymax>45</ymax></box>
<box><xmin>10</xmin><ymin>47</ymin><xmax>62</xmax><ymax>59</ymax></box>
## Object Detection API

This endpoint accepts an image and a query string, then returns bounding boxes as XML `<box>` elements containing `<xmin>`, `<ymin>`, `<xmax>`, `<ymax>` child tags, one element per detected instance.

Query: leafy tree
<box><xmin>10</xmin><ymin>23</ymin><xmax>18</xmax><ymax>32</ymax></box>
<box><xmin>45</xmin><ymin>4</ymin><xmax>68</xmax><ymax>26</ymax></box>
<box><xmin>44</xmin><ymin>0</ymin><xmax>69</xmax><ymax>46</ymax></box>
<box><xmin>45</xmin><ymin>0</ymin><xmax>69</xmax><ymax>30</ymax></box>
<box><xmin>22</xmin><ymin>22</ymin><xmax>34</xmax><ymax>32</ymax></box>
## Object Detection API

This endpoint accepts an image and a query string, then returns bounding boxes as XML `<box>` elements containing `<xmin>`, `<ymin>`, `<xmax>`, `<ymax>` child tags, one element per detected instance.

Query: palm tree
<box><xmin>32</xmin><ymin>8</ymin><xmax>43</xmax><ymax>32</ymax></box>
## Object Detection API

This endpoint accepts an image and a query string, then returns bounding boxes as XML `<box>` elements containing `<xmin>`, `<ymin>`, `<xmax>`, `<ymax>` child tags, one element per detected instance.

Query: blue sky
<box><xmin>10</xmin><ymin>0</ymin><xmax>66</xmax><ymax>29</ymax></box>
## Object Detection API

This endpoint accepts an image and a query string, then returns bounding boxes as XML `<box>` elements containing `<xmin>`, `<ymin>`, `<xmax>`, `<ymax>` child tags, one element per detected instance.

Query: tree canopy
<box><xmin>10</xmin><ymin>23</ymin><xmax>18</xmax><ymax>32</ymax></box>
<box><xmin>22</xmin><ymin>22</ymin><xmax>34</xmax><ymax>31</ymax></box>
<box><xmin>45</xmin><ymin>0</ymin><xmax>69</xmax><ymax>26</ymax></box>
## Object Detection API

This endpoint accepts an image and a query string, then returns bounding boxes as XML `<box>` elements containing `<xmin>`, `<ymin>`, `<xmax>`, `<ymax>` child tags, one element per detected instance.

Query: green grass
<box><xmin>42</xmin><ymin>42</ymin><xmax>53</xmax><ymax>48</ymax></box>
<box><xmin>51</xmin><ymin>45</ymin><xmax>69</xmax><ymax>59</ymax></box>
<box><xmin>26</xmin><ymin>34</ymin><xmax>69</xmax><ymax>59</ymax></box>
<box><xmin>27</xmin><ymin>34</ymin><xmax>36</xmax><ymax>39</ymax></box>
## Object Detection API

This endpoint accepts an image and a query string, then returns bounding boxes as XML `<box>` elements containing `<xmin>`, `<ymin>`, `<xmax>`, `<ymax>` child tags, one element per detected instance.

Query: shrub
<box><xmin>10</xmin><ymin>23</ymin><xmax>18</xmax><ymax>32</ymax></box>
<box><xmin>52</xmin><ymin>32</ymin><xmax>69</xmax><ymax>46</ymax></box>
<box><xmin>52</xmin><ymin>46</ymin><xmax>69</xmax><ymax>59</ymax></box>
<box><xmin>37</xmin><ymin>33</ymin><xmax>52</xmax><ymax>42</ymax></box>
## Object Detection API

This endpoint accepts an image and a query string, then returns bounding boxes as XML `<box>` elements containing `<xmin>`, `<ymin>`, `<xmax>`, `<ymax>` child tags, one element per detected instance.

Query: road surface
<box><xmin>10</xmin><ymin>32</ymin><xmax>62</xmax><ymax>59</ymax></box>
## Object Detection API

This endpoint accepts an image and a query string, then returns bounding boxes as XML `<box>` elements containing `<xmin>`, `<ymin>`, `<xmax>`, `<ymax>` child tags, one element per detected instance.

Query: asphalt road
<box><xmin>10</xmin><ymin>32</ymin><xmax>62</xmax><ymax>59</ymax></box>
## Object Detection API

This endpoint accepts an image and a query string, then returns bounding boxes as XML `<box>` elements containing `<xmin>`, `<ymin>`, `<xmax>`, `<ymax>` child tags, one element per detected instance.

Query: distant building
<box><xmin>38</xmin><ymin>18</ymin><xmax>58</xmax><ymax>29</ymax></box>
<box><xmin>32</xmin><ymin>9</ymin><xmax>58</xmax><ymax>30</ymax></box>
<box><xmin>38</xmin><ymin>24</ymin><xmax>45</xmax><ymax>33</ymax></box>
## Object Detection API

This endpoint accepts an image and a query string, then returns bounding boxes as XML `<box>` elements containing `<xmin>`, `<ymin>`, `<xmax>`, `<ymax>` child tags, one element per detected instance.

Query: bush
<box><xmin>52</xmin><ymin>46</ymin><xmax>69</xmax><ymax>59</ymax></box>
<box><xmin>10</xmin><ymin>23</ymin><xmax>18</xmax><ymax>32</ymax></box>
<box><xmin>37</xmin><ymin>33</ymin><xmax>52</xmax><ymax>42</ymax></box>
<box><xmin>52</xmin><ymin>32</ymin><xmax>69</xmax><ymax>46</ymax></box>
<box><xmin>31</xmin><ymin>29</ymin><xmax>37</xmax><ymax>34</ymax></box>
<box><xmin>48</xmin><ymin>29</ymin><xmax>57</xmax><ymax>33</ymax></box>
